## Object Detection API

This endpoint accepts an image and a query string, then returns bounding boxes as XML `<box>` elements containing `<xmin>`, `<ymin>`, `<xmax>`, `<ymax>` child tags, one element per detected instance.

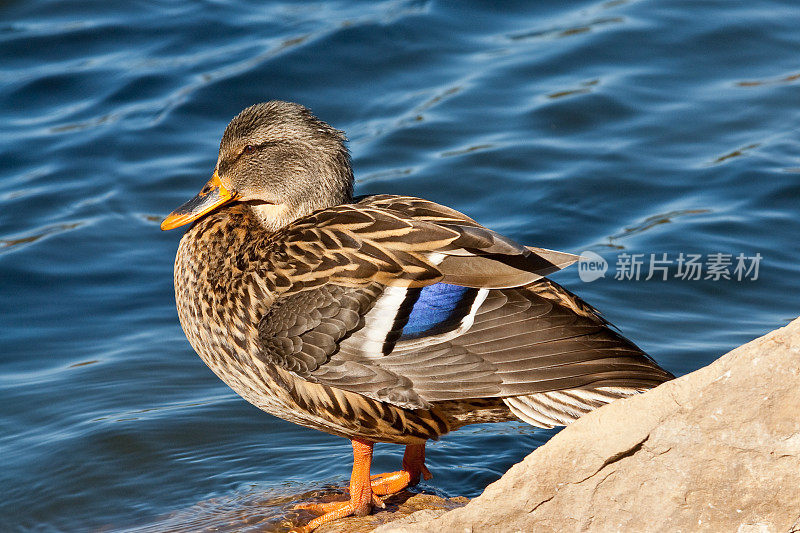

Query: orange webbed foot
<box><xmin>294</xmin><ymin>492</ymin><xmax>385</xmax><ymax>515</ymax></box>
<box><xmin>370</xmin><ymin>464</ymin><xmax>433</xmax><ymax>496</ymax></box>
<box><xmin>292</xmin><ymin>492</ymin><xmax>385</xmax><ymax>532</ymax></box>
<box><xmin>370</xmin><ymin>443</ymin><xmax>432</xmax><ymax>496</ymax></box>
<box><xmin>292</xmin><ymin>438</ymin><xmax>381</xmax><ymax>532</ymax></box>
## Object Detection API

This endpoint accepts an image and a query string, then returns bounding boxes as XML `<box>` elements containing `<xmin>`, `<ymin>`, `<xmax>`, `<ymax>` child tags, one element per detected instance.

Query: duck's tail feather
<box><xmin>503</xmin><ymin>386</ymin><xmax>645</xmax><ymax>429</ymax></box>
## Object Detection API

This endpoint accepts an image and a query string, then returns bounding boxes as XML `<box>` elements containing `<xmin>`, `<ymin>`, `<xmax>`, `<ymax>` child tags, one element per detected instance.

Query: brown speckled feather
<box><xmin>174</xmin><ymin>196</ymin><xmax>671</xmax><ymax>444</ymax></box>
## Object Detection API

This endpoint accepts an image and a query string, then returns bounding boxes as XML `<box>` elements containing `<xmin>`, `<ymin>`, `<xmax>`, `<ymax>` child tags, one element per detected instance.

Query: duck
<box><xmin>161</xmin><ymin>101</ymin><xmax>674</xmax><ymax>532</ymax></box>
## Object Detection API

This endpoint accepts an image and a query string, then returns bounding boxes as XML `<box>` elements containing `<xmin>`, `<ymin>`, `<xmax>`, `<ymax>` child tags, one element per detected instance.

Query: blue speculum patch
<box><xmin>400</xmin><ymin>283</ymin><xmax>475</xmax><ymax>338</ymax></box>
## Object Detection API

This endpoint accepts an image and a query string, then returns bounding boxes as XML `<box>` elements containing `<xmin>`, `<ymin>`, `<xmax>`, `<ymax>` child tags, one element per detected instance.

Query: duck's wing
<box><xmin>258</xmin><ymin>279</ymin><xmax>672</xmax><ymax>411</ymax></box>
<box><xmin>257</xmin><ymin>197</ymin><xmax>671</xmax><ymax>419</ymax></box>
<box><xmin>360</xmin><ymin>195</ymin><xmax>579</xmax><ymax>284</ymax></box>
<box><xmin>267</xmin><ymin>196</ymin><xmax>577</xmax><ymax>292</ymax></box>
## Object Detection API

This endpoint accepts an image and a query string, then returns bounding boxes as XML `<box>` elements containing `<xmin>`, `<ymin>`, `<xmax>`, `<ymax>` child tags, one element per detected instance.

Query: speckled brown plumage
<box><xmin>173</xmin><ymin>197</ymin><xmax>671</xmax><ymax>443</ymax></box>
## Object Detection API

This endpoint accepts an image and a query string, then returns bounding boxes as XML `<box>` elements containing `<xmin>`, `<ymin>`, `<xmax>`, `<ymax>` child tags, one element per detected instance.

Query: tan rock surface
<box><xmin>375</xmin><ymin>318</ymin><xmax>800</xmax><ymax>533</ymax></box>
<box><xmin>314</xmin><ymin>493</ymin><xmax>468</xmax><ymax>533</ymax></box>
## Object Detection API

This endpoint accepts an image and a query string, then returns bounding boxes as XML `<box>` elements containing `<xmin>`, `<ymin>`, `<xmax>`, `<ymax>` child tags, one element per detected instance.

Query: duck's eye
<box><xmin>243</xmin><ymin>144</ymin><xmax>256</xmax><ymax>155</ymax></box>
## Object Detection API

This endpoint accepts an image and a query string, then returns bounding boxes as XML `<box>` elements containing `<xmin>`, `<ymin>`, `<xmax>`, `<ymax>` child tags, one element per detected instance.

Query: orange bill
<box><xmin>161</xmin><ymin>172</ymin><xmax>236</xmax><ymax>230</ymax></box>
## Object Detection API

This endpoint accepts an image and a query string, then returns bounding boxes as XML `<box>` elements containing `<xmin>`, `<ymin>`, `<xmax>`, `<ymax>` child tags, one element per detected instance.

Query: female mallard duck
<box><xmin>161</xmin><ymin>101</ymin><xmax>673</xmax><ymax>531</ymax></box>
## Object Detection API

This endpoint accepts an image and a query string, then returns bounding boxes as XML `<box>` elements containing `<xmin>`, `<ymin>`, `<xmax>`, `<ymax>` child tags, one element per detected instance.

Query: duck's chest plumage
<box><xmin>174</xmin><ymin>208</ymin><xmax>281</xmax><ymax>409</ymax></box>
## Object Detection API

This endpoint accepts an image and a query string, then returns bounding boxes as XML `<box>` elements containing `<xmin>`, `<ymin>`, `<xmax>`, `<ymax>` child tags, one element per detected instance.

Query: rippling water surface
<box><xmin>2</xmin><ymin>0</ymin><xmax>799</xmax><ymax>531</ymax></box>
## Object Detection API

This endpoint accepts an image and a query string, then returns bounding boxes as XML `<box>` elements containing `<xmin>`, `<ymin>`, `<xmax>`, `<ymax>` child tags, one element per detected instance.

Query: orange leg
<box><xmin>294</xmin><ymin>438</ymin><xmax>384</xmax><ymax>532</ymax></box>
<box><xmin>370</xmin><ymin>443</ymin><xmax>433</xmax><ymax>496</ymax></box>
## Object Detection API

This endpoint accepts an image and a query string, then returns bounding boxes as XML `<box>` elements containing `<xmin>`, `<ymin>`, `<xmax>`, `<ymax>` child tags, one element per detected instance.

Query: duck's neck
<box><xmin>248</xmin><ymin>203</ymin><xmax>303</xmax><ymax>234</ymax></box>
<box><xmin>248</xmin><ymin>173</ymin><xmax>354</xmax><ymax>233</ymax></box>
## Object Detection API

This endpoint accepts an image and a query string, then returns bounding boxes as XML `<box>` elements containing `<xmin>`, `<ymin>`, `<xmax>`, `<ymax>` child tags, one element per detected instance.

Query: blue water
<box><xmin>2</xmin><ymin>0</ymin><xmax>798</xmax><ymax>530</ymax></box>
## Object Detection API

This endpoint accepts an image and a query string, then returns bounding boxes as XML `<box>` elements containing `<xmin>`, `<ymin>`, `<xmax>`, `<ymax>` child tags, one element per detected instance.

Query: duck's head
<box><xmin>161</xmin><ymin>101</ymin><xmax>353</xmax><ymax>233</ymax></box>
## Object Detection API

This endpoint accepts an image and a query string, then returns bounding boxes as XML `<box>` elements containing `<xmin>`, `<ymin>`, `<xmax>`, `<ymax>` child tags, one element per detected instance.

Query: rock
<box><xmin>313</xmin><ymin>493</ymin><xmax>468</xmax><ymax>533</ymax></box>
<box><xmin>375</xmin><ymin>318</ymin><xmax>800</xmax><ymax>533</ymax></box>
